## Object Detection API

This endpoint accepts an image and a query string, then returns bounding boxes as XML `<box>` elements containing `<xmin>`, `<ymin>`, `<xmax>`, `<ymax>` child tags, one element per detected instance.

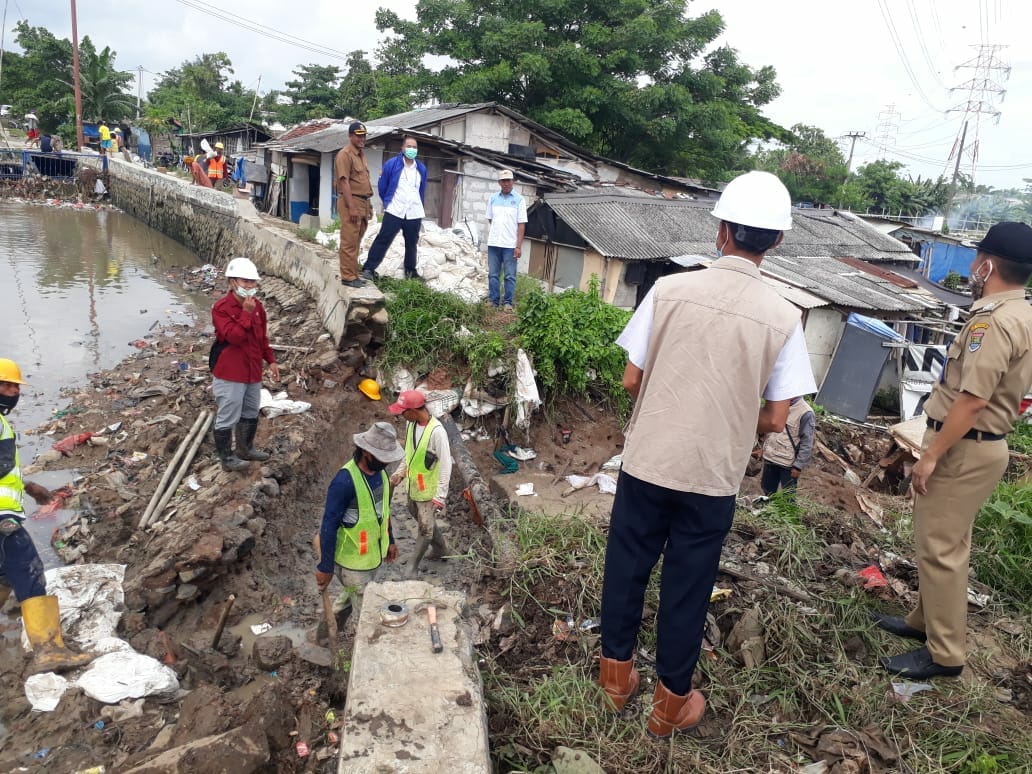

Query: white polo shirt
<box><xmin>486</xmin><ymin>191</ymin><xmax>528</xmax><ymax>248</ymax></box>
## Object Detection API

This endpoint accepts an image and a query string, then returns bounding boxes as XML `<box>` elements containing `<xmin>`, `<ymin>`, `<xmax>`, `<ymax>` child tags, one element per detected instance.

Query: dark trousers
<box><xmin>601</xmin><ymin>469</ymin><xmax>735</xmax><ymax>696</ymax></box>
<box><xmin>760</xmin><ymin>462</ymin><xmax>797</xmax><ymax>495</ymax></box>
<box><xmin>363</xmin><ymin>212</ymin><xmax>422</xmax><ymax>274</ymax></box>
<box><xmin>0</xmin><ymin>524</ymin><xmax>47</xmax><ymax>601</ymax></box>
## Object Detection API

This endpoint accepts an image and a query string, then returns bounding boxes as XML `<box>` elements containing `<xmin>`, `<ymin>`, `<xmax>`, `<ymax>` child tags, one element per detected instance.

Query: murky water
<box><xmin>0</xmin><ymin>199</ymin><xmax>208</xmax><ymax>565</ymax></box>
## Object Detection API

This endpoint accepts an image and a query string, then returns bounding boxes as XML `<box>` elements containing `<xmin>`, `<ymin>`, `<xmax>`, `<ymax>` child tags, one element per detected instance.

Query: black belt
<box><xmin>353</xmin><ymin>194</ymin><xmax>371</xmax><ymax>199</ymax></box>
<box><xmin>926</xmin><ymin>417</ymin><xmax>1005</xmax><ymax>442</ymax></box>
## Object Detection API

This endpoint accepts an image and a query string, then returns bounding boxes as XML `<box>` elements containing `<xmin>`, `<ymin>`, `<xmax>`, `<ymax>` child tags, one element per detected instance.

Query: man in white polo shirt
<box><xmin>598</xmin><ymin>172</ymin><xmax>817</xmax><ymax>738</ymax></box>
<box><xmin>485</xmin><ymin>169</ymin><xmax>527</xmax><ymax>310</ymax></box>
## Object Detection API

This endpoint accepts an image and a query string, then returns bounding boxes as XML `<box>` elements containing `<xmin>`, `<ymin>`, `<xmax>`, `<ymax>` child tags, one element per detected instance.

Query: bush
<box><xmin>516</xmin><ymin>276</ymin><xmax>632</xmax><ymax>417</ymax></box>
<box><xmin>296</xmin><ymin>226</ymin><xmax>319</xmax><ymax>243</ymax></box>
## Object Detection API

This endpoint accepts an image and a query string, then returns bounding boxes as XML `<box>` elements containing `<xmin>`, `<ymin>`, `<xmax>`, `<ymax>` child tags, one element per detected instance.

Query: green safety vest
<box><xmin>333</xmin><ymin>459</ymin><xmax>391</xmax><ymax>571</ymax></box>
<box><xmin>0</xmin><ymin>414</ymin><xmax>25</xmax><ymax>516</ymax></box>
<box><xmin>405</xmin><ymin>417</ymin><xmax>441</xmax><ymax>502</ymax></box>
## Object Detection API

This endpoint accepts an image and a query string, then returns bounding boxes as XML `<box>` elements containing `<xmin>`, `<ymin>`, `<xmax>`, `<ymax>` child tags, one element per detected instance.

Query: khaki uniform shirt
<box><xmin>334</xmin><ymin>144</ymin><xmax>373</xmax><ymax>200</ymax></box>
<box><xmin>622</xmin><ymin>259</ymin><xmax>802</xmax><ymax>496</ymax></box>
<box><xmin>924</xmin><ymin>289</ymin><xmax>1032</xmax><ymax>434</ymax></box>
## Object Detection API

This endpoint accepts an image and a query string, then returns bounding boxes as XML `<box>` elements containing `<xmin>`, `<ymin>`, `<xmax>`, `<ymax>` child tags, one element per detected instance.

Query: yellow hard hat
<box><xmin>358</xmin><ymin>379</ymin><xmax>381</xmax><ymax>401</ymax></box>
<box><xmin>214</xmin><ymin>142</ymin><xmax>225</xmax><ymax>150</ymax></box>
<box><xmin>0</xmin><ymin>358</ymin><xmax>27</xmax><ymax>384</ymax></box>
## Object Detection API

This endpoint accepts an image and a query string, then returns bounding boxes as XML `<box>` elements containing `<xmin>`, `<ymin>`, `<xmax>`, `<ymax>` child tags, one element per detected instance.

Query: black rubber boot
<box><xmin>214</xmin><ymin>427</ymin><xmax>249</xmax><ymax>472</ymax></box>
<box><xmin>235</xmin><ymin>418</ymin><xmax>270</xmax><ymax>461</ymax></box>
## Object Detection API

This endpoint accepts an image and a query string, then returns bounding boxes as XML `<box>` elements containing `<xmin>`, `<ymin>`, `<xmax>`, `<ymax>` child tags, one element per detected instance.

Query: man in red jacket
<box><xmin>211</xmin><ymin>257</ymin><xmax>280</xmax><ymax>471</ymax></box>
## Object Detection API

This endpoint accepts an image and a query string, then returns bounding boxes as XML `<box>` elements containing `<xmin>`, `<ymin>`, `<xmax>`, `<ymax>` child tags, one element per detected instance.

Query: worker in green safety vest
<box><xmin>315</xmin><ymin>421</ymin><xmax>404</xmax><ymax>621</ymax></box>
<box><xmin>387</xmin><ymin>390</ymin><xmax>453</xmax><ymax>578</ymax></box>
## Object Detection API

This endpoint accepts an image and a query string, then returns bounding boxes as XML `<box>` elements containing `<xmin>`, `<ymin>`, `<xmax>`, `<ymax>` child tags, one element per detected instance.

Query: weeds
<box><xmin>483</xmin><ymin>503</ymin><xmax>1032</xmax><ymax>773</ymax></box>
<box><xmin>517</xmin><ymin>276</ymin><xmax>632</xmax><ymax>419</ymax></box>
<box><xmin>973</xmin><ymin>477</ymin><xmax>1032</xmax><ymax>607</ymax></box>
<box><xmin>296</xmin><ymin>226</ymin><xmax>320</xmax><ymax>243</ymax></box>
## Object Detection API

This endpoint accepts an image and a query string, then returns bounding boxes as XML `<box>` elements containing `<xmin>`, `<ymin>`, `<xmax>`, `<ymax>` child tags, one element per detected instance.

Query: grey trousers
<box><xmin>212</xmin><ymin>378</ymin><xmax>262</xmax><ymax>430</ymax></box>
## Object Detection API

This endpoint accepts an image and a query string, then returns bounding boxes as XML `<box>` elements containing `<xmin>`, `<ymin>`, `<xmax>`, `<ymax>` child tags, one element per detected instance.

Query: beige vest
<box><xmin>622</xmin><ymin>258</ymin><xmax>801</xmax><ymax>496</ymax></box>
<box><xmin>762</xmin><ymin>399</ymin><xmax>813</xmax><ymax>468</ymax></box>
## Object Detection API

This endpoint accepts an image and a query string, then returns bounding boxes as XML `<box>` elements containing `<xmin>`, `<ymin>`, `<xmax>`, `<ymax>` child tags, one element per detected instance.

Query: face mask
<box><xmin>0</xmin><ymin>392</ymin><xmax>19</xmax><ymax>415</ymax></box>
<box><xmin>716</xmin><ymin>230</ymin><xmax>729</xmax><ymax>257</ymax></box>
<box><xmin>365</xmin><ymin>454</ymin><xmax>388</xmax><ymax>472</ymax></box>
<box><xmin>235</xmin><ymin>286</ymin><xmax>258</xmax><ymax>299</ymax></box>
<box><xmin>970</xmin><ymin>260</ymin><xmax>993</xmax><ymax>301</ymax></box>
<box><xmin>403</xmin><ymin>147</ymin><xmax>418</xmax><ymax>160</ymax></box>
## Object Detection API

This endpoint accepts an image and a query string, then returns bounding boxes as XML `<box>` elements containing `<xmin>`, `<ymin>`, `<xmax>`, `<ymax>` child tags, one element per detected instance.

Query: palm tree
<box><xmin>60</xmin><ymin>38</ymin><xmax>134</xmax><ymax>121</ymax></box>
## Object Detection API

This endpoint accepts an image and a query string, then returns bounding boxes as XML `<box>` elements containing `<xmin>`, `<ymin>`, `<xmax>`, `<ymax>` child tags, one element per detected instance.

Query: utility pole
<box><xmin>137</xmin><ymin>65</ymin><xmax>143</xmax><ymax>119</ymax></box>
<box><xmin>942</xmin><ymin>119</ymin><xmax>968</xmax><ymax>232</ymax></box>
<box><xmin>248</xmin><ymin>74</ymin><xmax>262</xmax><ymax>124</ymax></box>
<box><xmin>843</xmin><ymin>131</ymin><xmax>866</xmax><ymax>172</ymax></box>
<box><xmin>70</xmin><ymin>0</ymin><xmax>85</xmax><ymax>151</ymax></box>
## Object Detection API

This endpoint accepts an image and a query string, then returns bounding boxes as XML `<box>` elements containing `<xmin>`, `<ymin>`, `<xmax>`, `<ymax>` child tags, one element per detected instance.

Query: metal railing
<box><xmin>0</xmin><ymin>149</ymin><xmax>103</xmax><ymax>181</ymax></box>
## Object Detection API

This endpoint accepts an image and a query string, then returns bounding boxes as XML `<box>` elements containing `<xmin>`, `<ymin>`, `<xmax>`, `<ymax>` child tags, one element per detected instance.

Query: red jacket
<box><xmin>211</xmin><ymin>292</ymin><xmax>275</xmax><ymax>383</ymax></box>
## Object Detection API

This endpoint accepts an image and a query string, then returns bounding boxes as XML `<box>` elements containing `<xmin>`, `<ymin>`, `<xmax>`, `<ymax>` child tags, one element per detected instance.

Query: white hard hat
<box><xmin>225</xmin><ymin>257</ymin><xmax>260</xmax><ymax>281</ymax></box>
<box><xmin>711</xmin><ymin>171</ymin><xmax>793</xmax><ymax>231</ymax></box>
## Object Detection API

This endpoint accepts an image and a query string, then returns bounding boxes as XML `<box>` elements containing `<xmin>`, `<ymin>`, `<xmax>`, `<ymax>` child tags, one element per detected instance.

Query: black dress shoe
<box><xmin>880</xmin><ymin>646</ymin><xmax>963</xmax><ymax>679</ymax></box>
<box><xmin>341</xmin><ymin>277</ymin><xmax>367</xmax><ymax>288</ymax></box>
<box><xmin>404</xmin><ymin>270</ymin><xmax>424</xmax><ymax>282</ymax></box>
<box><xmin>871</xmin><ymin>612</ymin><xmax>927</xmax><ymax>641</ymax></box>
<box><xmin>360</xmin><ymin>268</ymin><xmax>379</xmax><ymax>281</ymax></box>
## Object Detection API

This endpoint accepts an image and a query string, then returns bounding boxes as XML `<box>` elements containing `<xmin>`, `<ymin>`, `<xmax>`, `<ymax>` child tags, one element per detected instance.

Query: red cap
<box><xmin>388</xmin><ymin>389</ymin><xmax>426</xmax><ymax>415</ymax></box>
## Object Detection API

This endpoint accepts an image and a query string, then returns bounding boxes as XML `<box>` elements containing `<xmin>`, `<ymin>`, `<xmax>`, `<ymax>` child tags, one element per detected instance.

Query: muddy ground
<box><xmin>0</xmin><ymin>255</ymin><xmax>1028</xmax><ymax>772</ymax></box>
<box><xmin>0</xmin><ymin>261</ymin><xmax>634</xmax><ymax>773</ymax></box>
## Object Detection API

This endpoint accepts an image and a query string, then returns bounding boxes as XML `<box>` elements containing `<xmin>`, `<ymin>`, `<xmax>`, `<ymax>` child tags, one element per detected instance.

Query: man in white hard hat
<box><xmin>210</xmin><ymin>257</ymin><xmax>280</xmax><ymax>471</ymax></box>
<box><xmin>598</xmin><ymin>171</ymin><xmax>816</xmax><ymax>736</ymax></box>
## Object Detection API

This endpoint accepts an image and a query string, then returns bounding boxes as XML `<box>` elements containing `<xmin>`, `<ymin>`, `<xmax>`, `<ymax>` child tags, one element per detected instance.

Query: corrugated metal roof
<box><xmin>546</xmin><ymin>195</ymin><xmax>712</xmax><ymax>260</ymax></box>
<box><xmin>366</xmin><ymin>103</ymin><xmax>494</xmax><ymax>130</ymax></box>
<box><xmin>760</xmin><ymin>255</ymin><xmax>928</xmax><ymax>311</ymax></box>
<box><xmin>535</xmin><ymin>195</ymin><xmax>919</xmax><ymax>266</ymax></box>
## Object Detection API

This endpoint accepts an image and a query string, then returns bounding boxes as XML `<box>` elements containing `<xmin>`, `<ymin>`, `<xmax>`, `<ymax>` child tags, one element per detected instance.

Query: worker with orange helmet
<box><xmin>1</xmin><ymin>358</ymin><xmax>95</xmax><ymax>673</ymax></box>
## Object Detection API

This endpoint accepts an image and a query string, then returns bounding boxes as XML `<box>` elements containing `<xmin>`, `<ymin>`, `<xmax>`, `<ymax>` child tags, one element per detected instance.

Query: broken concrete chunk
<box><xmin>252</xmin><ymin>635</ymin><xmax>293</xmax><ymax>671</ymax></box>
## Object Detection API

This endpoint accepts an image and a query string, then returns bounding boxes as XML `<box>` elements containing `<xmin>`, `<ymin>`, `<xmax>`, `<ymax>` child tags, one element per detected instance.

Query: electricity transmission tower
<box><xmin>946</xmin><ymin>44</ymin><xmax>1010</xmax><ymax>181</ymax></box>
<box><xmin>874</xmin><ymin>104</ymin><xmax>901</xmax><ymax>153</ymax></box>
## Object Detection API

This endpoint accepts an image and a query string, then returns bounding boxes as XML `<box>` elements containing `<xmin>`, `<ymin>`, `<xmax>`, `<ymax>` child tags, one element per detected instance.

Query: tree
<box><xmin>277</xmin><ymin>64</ymin><xmax>344</xmax><ymax>125</ymax></box>
<box><xmin>374</xmin><ymin>0</ymin><xmax>784</xmax><ymax>180</ymax></box>
<box><xmin>147</xmin><ymin>53</ymin><xmax>257</xmax><ymax>133</ymax></box>
<box><xmin>4</xmin><ymin>22</ymin><xmax>75</xmax><ymax>135</ymax></box>
<box><xmin>754</xmin><ymin>123</ymin><xmax>849</xmax><ymax>205</ymax></box>
<box><xmin>62</xmin><ymin>39</ymin><xmax>134</xmax><ymax>121</ymax></box>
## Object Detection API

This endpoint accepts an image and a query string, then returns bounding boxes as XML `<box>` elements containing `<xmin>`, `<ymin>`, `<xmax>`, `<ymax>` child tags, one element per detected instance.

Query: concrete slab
<box><xmin>338</xmin><ymin>580</ymin><xmax>489</xmax><ymax>773</ymax></box>
<box><xmin>489</xmin><ymin>471</ymin><xmax>614</xmax><ymax>523</ymax></box>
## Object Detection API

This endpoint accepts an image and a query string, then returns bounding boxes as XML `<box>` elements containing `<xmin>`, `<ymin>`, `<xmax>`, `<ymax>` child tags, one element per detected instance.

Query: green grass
<box><xmin>481</xmin><ymin>505</ymin><xmax>1032</xmax><ymax>773</ymax></box>
<box><xmin>973</xmin><ymin>477</ymin><xmax>1032</xmax><ymax>608</ymax></box>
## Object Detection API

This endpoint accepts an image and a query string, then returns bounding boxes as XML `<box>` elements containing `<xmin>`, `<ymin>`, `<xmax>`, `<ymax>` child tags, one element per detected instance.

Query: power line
<box><xmin>875</xmin><ymin>0</ymin><xmax>946</xmax><ymax>113</ymax></box>
<box><xmin>904</xmin><ymin>0</ymin><xmax>946</xmax><ymax>89</ymax></box>
<box><xmin>174</xmin><ymin>0</ymin><xmax>354</xmax><ymax>63</ymax></box>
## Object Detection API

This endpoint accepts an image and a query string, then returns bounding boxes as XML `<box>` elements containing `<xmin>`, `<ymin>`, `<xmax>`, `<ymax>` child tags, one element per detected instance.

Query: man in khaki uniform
<box><xmin>335</xmin><ymin>122</ymin><xmax>374</xmax><ymax>288</ymax></box>
<box><xmin>875</xmin><ymin>221</ymin><xmax>1032</xmax><ymax>679</ymax></box>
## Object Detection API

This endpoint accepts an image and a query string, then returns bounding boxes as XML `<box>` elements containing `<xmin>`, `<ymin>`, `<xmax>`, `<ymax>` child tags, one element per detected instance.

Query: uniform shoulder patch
<box><xmin>968</xmin><ymin>322</ymin><xmax>990</xmax><ymax>352</ymax></box>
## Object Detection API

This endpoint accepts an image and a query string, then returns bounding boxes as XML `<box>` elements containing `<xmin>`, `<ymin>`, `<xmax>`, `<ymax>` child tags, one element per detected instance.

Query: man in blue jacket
<box><xmin>362</xmin><ymin>136</ymin><xmax>427</xmax><ymax>281</ymax></box>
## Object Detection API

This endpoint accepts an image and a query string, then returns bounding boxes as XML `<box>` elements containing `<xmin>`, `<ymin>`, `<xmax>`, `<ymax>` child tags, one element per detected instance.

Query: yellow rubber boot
<box><xmin>21</xmin><ymin>595</ymin><xmax>95</xmax><ymax>674</ymax></box>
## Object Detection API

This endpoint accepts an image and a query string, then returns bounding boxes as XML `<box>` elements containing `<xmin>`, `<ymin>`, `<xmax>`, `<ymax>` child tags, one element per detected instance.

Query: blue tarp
<box><xmin>846</xmin><ymin>313</ymin><xmax>904</xmax><ymax>341</ymax></box>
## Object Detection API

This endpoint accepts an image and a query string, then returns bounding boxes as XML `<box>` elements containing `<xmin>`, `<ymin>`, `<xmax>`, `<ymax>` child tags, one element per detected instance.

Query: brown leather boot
<box><xmin>599</xmin><ymin>656</ymin><xmax>640</xmax><ymax>711</ymax></box>
<box><xmin>647</xmin><ymin>680</ymin><xmax>706</xmax><ymax>737</ymax></box>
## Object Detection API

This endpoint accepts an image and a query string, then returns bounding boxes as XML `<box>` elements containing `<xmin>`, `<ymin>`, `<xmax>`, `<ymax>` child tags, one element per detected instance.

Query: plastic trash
<box><xmin>53</xmin><ymin>432</ymin><xmax>94</xmax><ymax>456</ymax></box>
<box><xmin>507</xmin><ymin>447</ymin><xmax>537</xmax><ymax>461</ymax></box>
<box><xmin>565</xmin><ymin>473</ymin><xmax>618</xmax><ymax>495</ymax></box>
<box><xmin>250</xmin><ymin>622</ymin><xmax>273</xmax><ymax>636</ymax></box>
<box><xmin>25</xmin><ymin>673</ymin><xmax>70</xmax><ymax>711</ymax></box>
<box><xmin>296</xmin><ymin>741</ymin><xmax>310</xmax><ymax>758</ymax></box>
<box><xmin>891</xmin><ymin>681</ymin><xmax>934</xmax><ymax>702</ymax></box>
<box><xmin>858</xmin><ymin>565</ymin><xmax>888</xmax><ymax>590</ymax></box>
<box><xmin>75</xmin><ymin>651</ymin><xmax>180</xmax><ymax>703</ymax></box>
<box><xmin>514</xmin><ymin>483</ymin><xmax>536</xmax><ymax>497</ymax></box>
<box><xmin>260</xmin><ymin>389</ymin><xmax>312</xmax><ymax>418</ymax></box>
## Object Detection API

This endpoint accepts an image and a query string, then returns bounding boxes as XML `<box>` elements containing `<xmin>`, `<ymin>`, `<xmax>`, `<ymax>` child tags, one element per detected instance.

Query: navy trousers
<box><xmin>363</xmin><ymin>212</ymin><xmax>422</xmax><ymax>275</ymax></box>
<box><xmin>760</xmin><ymin>462</ymin><xmax>797</xmax><ymax>495</ymax></box>
<box><xmin>0</xmin><ymin>524</ymin><xmax>47</xmax><ymax>601</ymax></box>
<box><xmin>601</xmin><ymin>469</ymin><xmax>735</xmax><ymax>696</ymax></box>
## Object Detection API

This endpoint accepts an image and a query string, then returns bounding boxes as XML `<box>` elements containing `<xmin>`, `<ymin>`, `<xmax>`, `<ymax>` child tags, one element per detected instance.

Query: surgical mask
<box><xmin>403</xmin><ymin>147</ymin><xmax>418</xmax><ymax>160</ymax></box>
<box><xmin>0</xmin><ymin>392</ymin><xmax>19</xmax><ymax>415</ymax></box>
<box><xmin>970</xmin><ymin>260</ymin><xmax>993</xmax><ymax>301</ymax></box>
<box><xmin>235</xmin><ymin>286</ymin><xmax>258</xmax><ymax>299</ymax></box>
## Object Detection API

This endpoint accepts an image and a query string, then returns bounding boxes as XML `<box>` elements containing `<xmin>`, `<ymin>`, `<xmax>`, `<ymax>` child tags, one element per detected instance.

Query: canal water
<box><xmin>0</xmin><ymin>199</ymin><xmax>208</xmax><ymax>564</ymax></box>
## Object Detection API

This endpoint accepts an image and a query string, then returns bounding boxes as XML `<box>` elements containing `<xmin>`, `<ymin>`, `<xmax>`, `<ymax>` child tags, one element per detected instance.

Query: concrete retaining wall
<box><xmin>93</xmin><ymin>157</ymin><xmax>385</xmax><ymax>350</ymax></box>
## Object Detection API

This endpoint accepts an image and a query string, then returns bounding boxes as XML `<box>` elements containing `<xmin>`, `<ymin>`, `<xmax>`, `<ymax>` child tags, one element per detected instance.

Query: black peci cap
<box><xmin>348</xmin><ymin>121</ymin><xmax>367</xmax><ymax>136</ymax></box>
<box><xmin>975</xmin><ymin>221</ymin><xmax>1032</xmax><ymax>264</ymax></box>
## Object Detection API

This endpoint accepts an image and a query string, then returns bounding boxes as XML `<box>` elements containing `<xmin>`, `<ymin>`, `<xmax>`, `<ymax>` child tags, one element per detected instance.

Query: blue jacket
<box><xmin>378</xmin><ymin>154</ymin><xmax>427</xmax><ymax>208</ymax></box>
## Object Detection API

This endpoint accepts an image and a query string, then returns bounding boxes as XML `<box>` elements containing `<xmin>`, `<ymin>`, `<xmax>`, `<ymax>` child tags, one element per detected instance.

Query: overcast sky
<box><xmin>7</xmin><ymin>0</ymin><xmax>1030</xmax><ymax>190</ymax></box>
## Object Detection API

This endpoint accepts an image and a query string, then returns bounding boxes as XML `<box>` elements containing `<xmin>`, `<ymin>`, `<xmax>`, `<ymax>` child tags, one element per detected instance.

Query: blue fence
<box><xmin>0</xmin><ymin>149</ymin><xmax>105</xmax><ymax>181</ymax></box>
